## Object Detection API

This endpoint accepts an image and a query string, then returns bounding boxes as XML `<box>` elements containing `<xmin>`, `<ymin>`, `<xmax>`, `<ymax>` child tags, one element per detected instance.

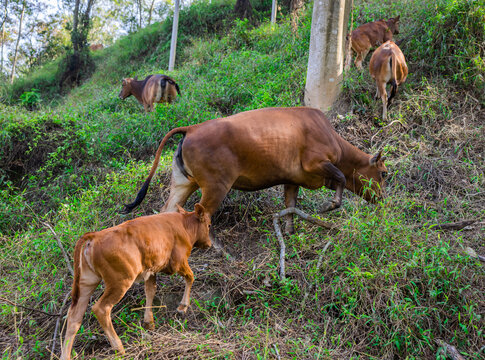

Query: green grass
<box><xmin>0</xmin><ymin>0</ymin><xmax>484</xmax><ymax>358</ymax></box>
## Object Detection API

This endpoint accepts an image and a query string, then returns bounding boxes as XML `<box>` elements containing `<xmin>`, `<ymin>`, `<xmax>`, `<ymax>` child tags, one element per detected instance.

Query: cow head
<box><xmin>119</xmin><ymin>78</ymin><xmax>133</xmax><ymax>99</ymax></box>
<box><xmin>178</xmin><ymin>203</ymin><xmax>212</xmax><ymax>249</ymax></box>
<box><xmin>352</xmin><ymin>151</ymin><xmax>388</xmax><ymax>203</ymax></box>
<box><xmin>387</xmin><ymin>15</ymin><xmax>400</xmax><ymax>35</ymax></box>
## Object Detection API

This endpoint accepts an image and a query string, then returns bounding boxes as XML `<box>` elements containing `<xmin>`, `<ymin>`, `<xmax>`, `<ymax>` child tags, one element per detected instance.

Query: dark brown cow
<box><xmin>350</xmin><ymin>16</ymin><xmax>400</xmax><ymax>69</ymax></box>
<box><xmin>60</xmin><ymin>204</ymin><xmax>211</xmax><ymax>360</ymax></box>
<box><xmin>123</xmin><ymin>107</ymin><xmax>388</xmax><ymax>234</ymax></box>
<box><xmin>119</xmin><ymin>74</ymin><xmax>181</xmax><ymax>112</ymax></box>
<box><xmin>369</xmin><ymin>40</ymin><xmax>408</xmax><ymax>120</ymax></box>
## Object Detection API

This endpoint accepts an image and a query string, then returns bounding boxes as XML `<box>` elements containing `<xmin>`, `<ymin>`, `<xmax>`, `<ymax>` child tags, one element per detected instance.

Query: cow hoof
<box><xmin>177</xmin><ymin>305</ymin><xmax>188</xmax><ymax>314</ymax></box>
<box><xmin>143</xmin><ymin>321</ymin><xmax>155</xmax><ymax>330</ymax></box>
<box><xmin>320</xmin><ymin>202</ymin><xmax>337</xmax><ymax>213</ymax></box>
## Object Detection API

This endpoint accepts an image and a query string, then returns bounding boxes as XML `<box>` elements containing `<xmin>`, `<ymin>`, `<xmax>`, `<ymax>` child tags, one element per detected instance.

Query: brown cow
<box><xmin>122</xmin><ymin>107</ymin><xmax>388</xmax><ymax>235</ymax></box>
<box><xmin>60</xmin><ymin>204</ymin><xmax>211</xmax><ymax>360</ymax></box>
<box><xmin>369</xmin><ymin>40</ymin><xmax>408</xmax><ymax>121</ymax></box>
<box><xmin>119</xmin><ymin>74</ymin><xmax>181</xmax><ymax>112</ymax></box>
<box><xmin>349</xmin><ymin>16</ymin><xmax>400</xmax><ymax>69</ymax></box>
<box><xmin>89</xmin><ymin>43</ymin><xmax>104</xmax><ymax>51</ymax></box>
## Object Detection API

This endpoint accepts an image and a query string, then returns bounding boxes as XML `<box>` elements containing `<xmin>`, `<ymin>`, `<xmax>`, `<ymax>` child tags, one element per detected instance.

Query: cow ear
<box><xmin>395</xmin><ymin>15</ymin><xmax>400</xmax><ymax>21</ymax></box>
<box><xmin>194</xmin><ymin>203</ymin><xmax>205</xmax><ymax>220</ymax></box>
<box><xmin>176</xmin><ymin>204</ymin><xmax>187</xmax><ymax>214</ymax></box>
<box><xmin>369</xmin><ymin>151</ymin><xmax>382</xmax><ymax>166</ymax></box>
<box><xmin>134</xmin><ymin>76</ymin><xmax>138</xmax><ymax>81</ymax></box>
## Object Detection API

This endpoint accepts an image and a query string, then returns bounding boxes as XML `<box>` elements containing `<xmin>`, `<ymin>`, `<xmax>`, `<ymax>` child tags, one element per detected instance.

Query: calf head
<box><xmin>353</xmin><ymin>152</ymin><xmax>388</xmax><ymax>202</ymax></box>
<box><xmin>386</xmin><ymin>15</ymin><xmax>400</xmax><ymax>35</ymax></box>
<box><xmin>177</xmin><ymin>203</ymin><xmax>212</xmax><ymax>249</ymax></box>
<box><xmin>119</xmin><ymin>77</ymin><xmax>137</xmax><ymax>99</ymax></box>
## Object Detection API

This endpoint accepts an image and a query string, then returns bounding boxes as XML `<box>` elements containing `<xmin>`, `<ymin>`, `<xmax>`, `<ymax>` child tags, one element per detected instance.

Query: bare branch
<box><xmin>273</xmin><ymin>207</ymin><xmax>334</xmax><ymax>279</ymax></box>
<box><xmin>43</xmin><ymin>222</ymin><xmax>74</xmax><ymax>277</ymax></box>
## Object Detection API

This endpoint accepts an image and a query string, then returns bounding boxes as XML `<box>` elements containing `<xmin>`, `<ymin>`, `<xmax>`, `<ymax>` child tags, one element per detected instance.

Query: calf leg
<box><xmin>176</xmin><ymin>261</ymin><xmax>194</xmax><ymax>314</ymax></box>
<box><xmin>284</xmin><ymin>184</ymin><xmax>299</xmax><ymax>234</ymax></box>
<box><xmin>61</xmin><ymin>276</ymin><xmax>100</xmax><ymax>360</ymax></box>
<box><xmin>377</xmin><ymin>81</ymin><xmax>388</xmax><ymax>120</ymax></box>
<box><xmin>143</xmin><ymin>274</ymin><xmax>156</xmax><ymax>330</ymax></box>
<box><xmin>92</xmin><ymin>281</ymin><xmax>133</xmax><ymax>355</ymax></box>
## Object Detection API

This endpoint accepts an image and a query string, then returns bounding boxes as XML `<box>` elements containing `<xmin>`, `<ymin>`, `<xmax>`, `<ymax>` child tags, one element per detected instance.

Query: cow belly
<box><xmin>232</xmin><ymin>173</ymin><xmax>325</xmax><ymax>191</ymax></box>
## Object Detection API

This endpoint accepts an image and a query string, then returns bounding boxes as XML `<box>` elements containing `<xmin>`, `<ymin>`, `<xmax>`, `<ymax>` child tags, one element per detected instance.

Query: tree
<box><xmin>9</xmin><ymin>0</ymin><xmax>24</xmax><ymax>83</ymax></box>
<box><xmin>59</xmin><ymin>0</ymin><xmax>96</xmax><ymax>88</ymax></box>
<box><xmin>234</xmin><ymin>0</ymin><xmax>252</xmax><ymax>20</ymax></box>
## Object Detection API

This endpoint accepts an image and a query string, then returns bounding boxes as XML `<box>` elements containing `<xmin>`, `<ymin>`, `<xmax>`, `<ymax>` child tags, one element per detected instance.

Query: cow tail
<box><xmin>71</xmin><ymin>234</ymin><xmax>91</xmax><ymax>307</ymax></box>
<box><xmin>389</xmin><ymin>54</ymin><xmax>398</xmax><ymax>102</ymax></box>
<box><xmin>175</xmin><ymin>82</ymin><xmax>181</xmax><ymax>96</ymax></box>
<box><xmin>122</xmin><ymin>126</ymin><xmax>192</xmax><ymax>213</ymax></box>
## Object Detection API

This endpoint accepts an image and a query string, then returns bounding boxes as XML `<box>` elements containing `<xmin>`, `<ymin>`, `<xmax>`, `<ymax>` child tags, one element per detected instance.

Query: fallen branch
<box><xmin>50</xmin><ymin>290</ymin><xmax>70</xmax><ymax>359</ymax></box>
<box><xmin>0</xmin><ymin>296</ymin><xmax>60</xmax><ymax>317</ymax></box>
<box><xmin>273</xmin><ymin>207</ymin><xmax>334</xmax><ymax>279</ymax></box>
<box><xmin>435</xmin><ymin>339</ymin><xmax>466</xmax><ymax>360</ymax></box>
<box><xmin>464</xmin><ymin>247</ymin><xmax>485</xmax><ymax>263</ymax></box>
<box><xmin>415</xmin><ymin>219</ymin><xmax>477</xmax><ymax>231</ymax></box>
<box><xmin>300</xmin><ymin>241</ymin><xmax>333</xmax><ymax>311</ymax></box>
<box><xmin>43</xmin><ymin>222</ymin><xmax>74</xmax><ymax>277</ymax></box>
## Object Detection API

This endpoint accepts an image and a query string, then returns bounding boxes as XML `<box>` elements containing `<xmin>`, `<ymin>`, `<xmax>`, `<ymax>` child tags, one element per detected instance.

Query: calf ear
<box><xmin>194</xmin><ymin>203</ymin><xmax>205</xmax><ymax>220</ymax></box>
<box><xmin>134</xmin><ymin>76</ymin><xmax>138</xmax><ymax>81</ymax></box>
<box><xmin>395</xmin><ymin>15</ymin><xmax>400</xmax><ymax>21</ymax></box>
<box><xmin>176</xmin><ymin>204</ymin><xmax>187</xmax><ymax>214</ymax></box>
<box><xmin>369</xmin><ymin>151</ymin><xmax>382</xmax><ymax>166</ymax></box>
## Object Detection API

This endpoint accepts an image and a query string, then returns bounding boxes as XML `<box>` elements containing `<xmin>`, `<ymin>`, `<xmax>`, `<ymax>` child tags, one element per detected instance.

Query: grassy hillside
<box><xmin>1</xmin><ymin>0</ymin><xmax>484</xmax><ymax>359</ymax></box>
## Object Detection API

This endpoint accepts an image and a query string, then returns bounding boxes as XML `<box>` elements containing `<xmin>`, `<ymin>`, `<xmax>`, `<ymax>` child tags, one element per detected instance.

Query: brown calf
<box><xmin>119</xmin><ymin>74</ymin><xmax>181</xmax><ymax>112</ymax></box>
<box><xmin>369</xmin><ymin>40</ymin><xmax>408</xmax><ymax>120</ymax></box>
<box><xmin>350</xmin><ymin>16</ymin><xmax>400</xmax><ymax>69</ymax></box>
<box><xmin>89</xmin><ymin>43</ymin><xmax>104</xmax><ymax>51</ymax></box>
<box><xmin>123</xmin><ymin>107</ymin><xmax>388</xmax><ymax>234</ymax></box>
<box><xmin>60</xmin><ymin>204</ymin><xmax>211</xmax><ymax>360</ymax></box>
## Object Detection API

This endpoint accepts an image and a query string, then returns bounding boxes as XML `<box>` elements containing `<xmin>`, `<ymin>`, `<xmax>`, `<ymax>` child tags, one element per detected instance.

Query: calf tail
<box><xmin>122</xmin><ymin>126</ymin><xmax>192</xmax><ymax>213</ymax></box>
<box><xmin>71</xmin><ymin>234</ymin><xmax>91</xmax><ymax>307</ymax></box>
<box><xmin>388</xmin><ymin>54</ymin><xmax>398</xmax><ymax>103</ymax></box>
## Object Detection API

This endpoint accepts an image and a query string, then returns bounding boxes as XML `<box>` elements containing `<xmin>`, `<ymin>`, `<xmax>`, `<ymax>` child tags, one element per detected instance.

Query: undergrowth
<box><xmin>0</xmin><ymin>0</ymin><xmax>484</xmax><ymax>359</ymax></box>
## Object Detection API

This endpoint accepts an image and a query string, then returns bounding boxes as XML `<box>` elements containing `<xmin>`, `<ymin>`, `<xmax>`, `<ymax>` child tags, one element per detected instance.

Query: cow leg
<box><xmin>354</xmin><ymin>52</ymin><xmax>363</xmax><ymax>69</ymax></box>
<box><xmin>61</xmin><ymin>275</ymin><xmax>100</xmax><ymax>360</ymax></box>
<box><xmin>319</xmin><ymin>162</ymin><xmax>346</xmax><ymax>213</ymax></box>
<box><xmin>162</xmin><ymin>159</ymin><xmax>199</xmax><ymax>213</ymax></box>
<box><xmin>143</xmin><ymin>274</ymin><xmax>156</xmax><ymax>330</ymax></box>
<box><xmin>92</xmin><ymin>281</ymin><xmax>133</xmax><ymax>355</ymax></box>
<box><xmin>377</xmin><ymin>81</ymin><xmax>388</xmax><ymax>120</ymax></box>
<box><xmin>284</xmin><ymin>184</ymin><xmax>299</xmax><ymax>234</ymax></box>
<box><xmin>176</xmin><ymin>261</ymin><xmax>194</xmax><ymax>314</ymax></box>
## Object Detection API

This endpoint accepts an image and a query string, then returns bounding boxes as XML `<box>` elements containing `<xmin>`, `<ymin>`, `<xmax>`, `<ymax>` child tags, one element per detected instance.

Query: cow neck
<box><xmin>130</xmin><ymin>79</ymin><xmax>146</xmax><ymax>103</ymax></box>
<box><xmin>335</xmin><ymin>136</ymin><xmax>371</xmax><ymax>182</ymax></box>
<box><xmin>182</xmin><ymin>215</ymin><xmax>199</xmax><ymax>247</ymax></box>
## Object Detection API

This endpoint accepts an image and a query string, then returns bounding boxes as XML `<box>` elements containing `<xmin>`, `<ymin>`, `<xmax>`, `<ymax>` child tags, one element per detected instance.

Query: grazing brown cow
<box><xmin>60</xmin><ymin>204</ymin><xmax>211</xmax><ymax>360</ymax></box>
<box><xmin>89</xmin><ymin>43</ymin><xmax>104</xmax><ymax>51</ymax></box>
<box><xmin>119</xmin><ymin>74</ymin><xmax>181</xmax><ymax>112</ymax></box>
<box><xmin>349</xmin><ymin>16</ymin><xmax>400</xmax><ymax>69</ymax></box>
<box><xmin>369</xmin><ymin>40</ymin><xmax>408</xmax><ymax>121</ymax></box>
<box><xmin>123</xmin><ymin>107</ymin><xmax>388</xmax><ymax>234</ymax></box>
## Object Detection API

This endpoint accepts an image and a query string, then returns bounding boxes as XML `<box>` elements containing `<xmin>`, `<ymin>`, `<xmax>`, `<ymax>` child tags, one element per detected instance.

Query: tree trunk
<box><xmin>137</xmin><ymin>0</ymin><xmax>143</xmax><ymax>28</ymax></box>
<box><xmin>304</xmin><ymin>0</ymin><xmax>351</xmax><ymax>111</ymax></box>
<box><xmin>168</xmin><ymin>0</ymin><xmax>179</xmax><ymax>71</ymax></box>
<box><xmin>290</xmin><ymin>0</ymin><xmax>304</xmax><ymax>31</ymax></box>
<box><xmin>10</xmin><ymin>0</ymin><xmax>25</xmax><ymax>84</ymax></box>
<box><xmin>147</xmin><ymin>0</ymin><xmax>155</xmax><ymax>25</ymax></box>
<box><xmin>234</xmin><ymin>0</ymin><xmax>252</xmax><ymax>20</ymax></box>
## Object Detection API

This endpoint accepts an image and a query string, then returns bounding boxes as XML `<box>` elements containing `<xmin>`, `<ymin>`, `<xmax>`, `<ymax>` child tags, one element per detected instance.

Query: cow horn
<box><xmin>370</xmin><ymin>151</ymin><xmax>382</xmax><ymax>166</ymax></box>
